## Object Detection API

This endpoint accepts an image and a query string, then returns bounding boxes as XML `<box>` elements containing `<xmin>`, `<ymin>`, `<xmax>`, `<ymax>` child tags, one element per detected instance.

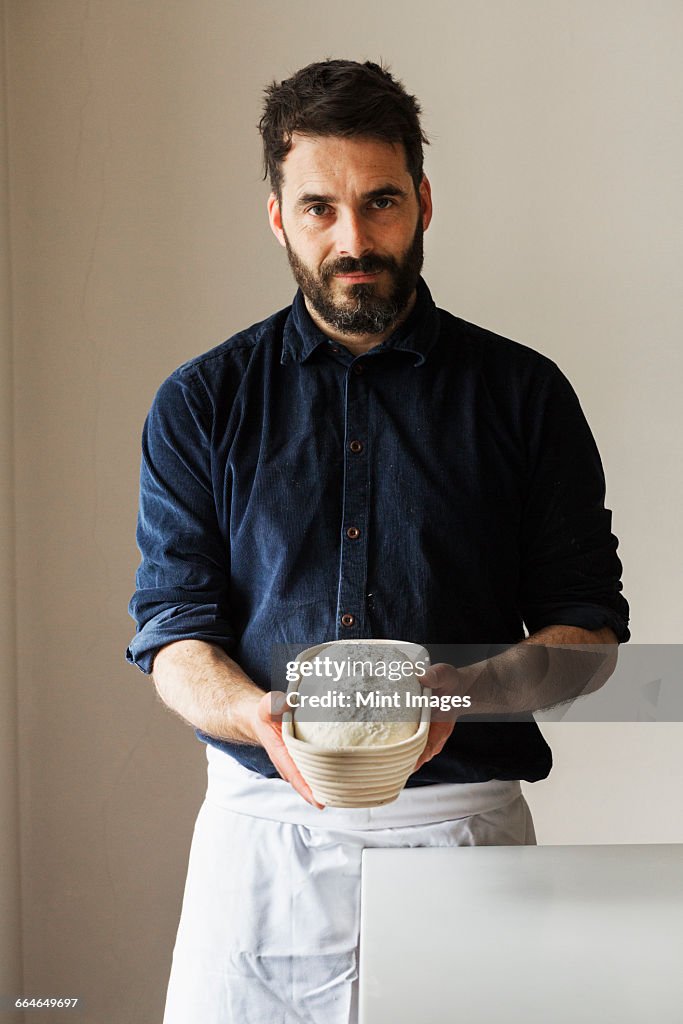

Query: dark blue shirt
<box><xmin>127</xmin><ymin>277</ymin><xmax>629</xmax><ymax>785</ymax></box>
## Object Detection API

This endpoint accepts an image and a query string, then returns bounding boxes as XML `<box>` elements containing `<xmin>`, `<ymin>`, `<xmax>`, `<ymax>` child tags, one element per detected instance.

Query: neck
<box><xmin>304</xmin><ymin>289</ymin><xmax>417</xmax><ymax>357</ymax></box>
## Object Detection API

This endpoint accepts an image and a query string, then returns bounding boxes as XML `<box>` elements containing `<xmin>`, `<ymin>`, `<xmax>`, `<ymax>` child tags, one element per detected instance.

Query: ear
<box><xmin>267</xmin><ymin>193</ymin><xmax>287</xmax><ymax>248</ymax></box>
<box><xmin>419</xmin><ymin>175</ymin><xmax>433</xmax><ymax>232</ymax></box>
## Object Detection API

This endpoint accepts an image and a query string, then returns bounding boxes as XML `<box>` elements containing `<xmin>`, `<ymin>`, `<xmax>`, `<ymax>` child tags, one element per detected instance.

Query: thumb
<box><xmin>422</xmin><ymin>662</ymin><xmax>456</xmax><ymax>692</ymax></box>
<box><xmin>258</xmin><ymin>689</ymin><xmax>288</xmax><ymax>721</ymax></box>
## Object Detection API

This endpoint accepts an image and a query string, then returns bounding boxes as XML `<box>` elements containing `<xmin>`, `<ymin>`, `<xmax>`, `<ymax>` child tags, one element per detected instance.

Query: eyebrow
<box><xmin>295</xmin><ymin>184</ymin><xmax>409</xmax><ymax>208</ymax></box>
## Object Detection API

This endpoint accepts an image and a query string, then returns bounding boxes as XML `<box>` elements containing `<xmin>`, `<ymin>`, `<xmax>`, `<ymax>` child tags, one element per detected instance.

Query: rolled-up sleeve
<box><xmin>519</xmin><ymin>360</ymin><xmax>630</xmax><ymax>642</ymax></box>
<box><xmin>126</xmin><ymin>369</ymin><xmax>237</xmax><ymax>674</ymax></box>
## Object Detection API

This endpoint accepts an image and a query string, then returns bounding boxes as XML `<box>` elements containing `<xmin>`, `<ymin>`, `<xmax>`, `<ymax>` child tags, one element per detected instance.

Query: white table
<box><xmin>359</xmin><ymin>844</ymin><xmax>683</xmax><ymax>1023</ymax></box>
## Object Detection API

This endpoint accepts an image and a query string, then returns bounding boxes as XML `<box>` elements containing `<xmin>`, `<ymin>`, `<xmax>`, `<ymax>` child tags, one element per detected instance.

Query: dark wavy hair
<box><xmin>258</xmin><ymin>59</ymin><xmax>429</xmax><ymax>200</ymax></box>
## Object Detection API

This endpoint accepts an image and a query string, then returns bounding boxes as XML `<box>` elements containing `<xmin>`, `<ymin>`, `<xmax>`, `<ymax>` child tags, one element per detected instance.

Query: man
<box><xmin>127</xmin><ymin>59</ymin><xmax>629</xmax><ymax>1023</ymax></box>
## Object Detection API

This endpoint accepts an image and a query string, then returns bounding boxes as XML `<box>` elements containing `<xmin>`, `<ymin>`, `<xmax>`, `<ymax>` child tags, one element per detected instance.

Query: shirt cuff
<box><xmin>523</xmin><ymin>603</ymin><xmax>630</xmax><ymax>643</ymax></box>
<box><xmin>126</xmin><ymin>606</ymin><xmax>238</xmax><ymax>674</ymax></box>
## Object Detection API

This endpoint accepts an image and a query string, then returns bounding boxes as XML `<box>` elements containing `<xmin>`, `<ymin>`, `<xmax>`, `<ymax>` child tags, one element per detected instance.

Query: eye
<box><xmin>371</xmin><ymin>197</ymin><xmax>395</xmax><ymax>210</ymax></box>
<box><xmin>306</xmin><ymin>204</ymin><xmax>330</xmax><ymax>217</ymax></box>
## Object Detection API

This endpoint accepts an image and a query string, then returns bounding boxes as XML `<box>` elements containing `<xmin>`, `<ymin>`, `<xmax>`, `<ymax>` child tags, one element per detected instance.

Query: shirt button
<box><xmin>330</xmin><ymin>346</ymin><xmax>341</xmax><ymax>354</ymax></box>
<box><xmin>341</xmin><ymin>613</ymin><xmax>355</xmax><ymax>628</ymax></box>
<box><xmin>349</xmin><ymin>440</ymin><xmax>363</xmax><ymax>454</ymax></box>
<box><xmin>346</xmin><ymin>526</ymin><xmax>360</xmax><ymax>540</ymax></box>
<box><xmin>352</xmin><ymin>364</ymin><xmax>364</xmax><ymax>375</ymax></box>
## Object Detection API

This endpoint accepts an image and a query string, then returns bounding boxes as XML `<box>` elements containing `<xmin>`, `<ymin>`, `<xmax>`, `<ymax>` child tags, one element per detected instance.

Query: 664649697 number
<box><xmin>14</xmin><ymin>997</ymin><xmax>80</xmax><ymax>1009</ymax></box>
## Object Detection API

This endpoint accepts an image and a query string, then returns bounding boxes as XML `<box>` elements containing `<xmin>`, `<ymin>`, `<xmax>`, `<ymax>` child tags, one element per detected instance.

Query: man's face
<box><xmin>267</xmin><ymin>134</ymin><xmax>432</xmax><ymax>336</ymax></box>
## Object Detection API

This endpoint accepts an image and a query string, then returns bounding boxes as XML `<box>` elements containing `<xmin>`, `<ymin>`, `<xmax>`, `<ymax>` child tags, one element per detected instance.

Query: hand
<box><xmin>249</xmin><ymin>691</ymin><xmax>326</xmax><ymax>810</ymax></box>
<box><xmin>411</xmin><ymin>663</ymin><xmax>462</xmax><ymax>773</ymax></box>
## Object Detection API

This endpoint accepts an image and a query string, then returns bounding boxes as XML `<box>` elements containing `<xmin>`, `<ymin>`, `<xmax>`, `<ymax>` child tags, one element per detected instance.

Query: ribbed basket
<box><xmin>282</xmin><ymin>639</ymin><xmax>431</xmax><ymax>808</ymax></box>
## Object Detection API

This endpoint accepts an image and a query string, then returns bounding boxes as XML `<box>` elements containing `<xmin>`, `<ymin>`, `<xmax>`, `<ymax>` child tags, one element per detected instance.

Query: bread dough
<box><xmin>293</xmin><ymin>642</ymin><xmax>423</xmax><ymax>748</ymax></box>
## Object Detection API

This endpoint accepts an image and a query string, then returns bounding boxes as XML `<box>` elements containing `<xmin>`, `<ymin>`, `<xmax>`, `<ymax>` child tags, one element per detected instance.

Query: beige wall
<box><xmin>3</xmin><ymin>1</ymin><xmax>682</xmax><ymax>1021</ymax></box>
<box><xmin>1</xmin><ymin>4</ymin><xmax>23</xmax><ymax>1022</ymax></box>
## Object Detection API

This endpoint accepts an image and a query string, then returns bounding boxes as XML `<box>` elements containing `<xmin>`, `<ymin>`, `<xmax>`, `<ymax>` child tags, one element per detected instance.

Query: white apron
<box><xmin>163</xmin><ymin>746</ymin><xmax>537</xmax><ymax>1024</ymax></box>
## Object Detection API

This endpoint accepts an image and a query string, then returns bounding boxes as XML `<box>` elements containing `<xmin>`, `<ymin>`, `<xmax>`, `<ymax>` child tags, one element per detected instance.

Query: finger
<box><xmin>265</xmin><ymin>720</ymin><xmax>326</xmax><ymax>809</ymax></box>
<box><xmin>270</xmin><ymin>690</ymin><xmax>288</xmax><ymax>716</ymax></box>
<box><xmin>413</xmin><ymin>722</ymin><xmax>455</xmax><ymax>771</ymax></box>
<box><xmin>414</xmin><ymin>742</ymin><xmax>440</xmax><ymax>771</ymax></box>
<box><xmin>289</xmin><ymin>769</ymin><xmax>325</xmax><ymax>811</ymax></box>
<box><xmin>259</xmin><ymin>690</ymin><xmax>288</xmax><ymax>720</ymax></box>
<box><xmin>274</xmin><ymin>746</ymin><xmax>323</xmax><ymax>807</ymax></box>
<box><xmin>280</xmin><ymin>762</ymin><xmax>325</xmax><ymax>810</ymax></box>
<box><xmin>422</xmin><ymin>662</ymin><xmax>457</xmax><ymax>693</ymax></box>
<box><xmin>252</xmin><ymin>694</ymin><xmax>325</xmax><ymax>808</ymax></box>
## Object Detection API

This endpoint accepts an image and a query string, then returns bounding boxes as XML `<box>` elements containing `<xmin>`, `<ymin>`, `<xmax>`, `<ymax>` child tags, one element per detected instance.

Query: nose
<box><xmin>335</xmin><ymin>209</ymin><xmax>373</xmax><ymax>259</ymax></box>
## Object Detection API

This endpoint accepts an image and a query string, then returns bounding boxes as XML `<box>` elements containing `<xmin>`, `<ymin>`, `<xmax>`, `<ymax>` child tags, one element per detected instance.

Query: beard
<box><xmin>282</xmin><ymin>217</ymin><xmax>424</xmax><ymax>336</ymax></box>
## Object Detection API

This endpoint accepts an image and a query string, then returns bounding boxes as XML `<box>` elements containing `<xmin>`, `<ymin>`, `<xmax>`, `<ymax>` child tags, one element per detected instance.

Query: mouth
<box><xmin>333</xmin><ymin>270</ymin><xmax>383</xmax><ymax>283</ymax></box>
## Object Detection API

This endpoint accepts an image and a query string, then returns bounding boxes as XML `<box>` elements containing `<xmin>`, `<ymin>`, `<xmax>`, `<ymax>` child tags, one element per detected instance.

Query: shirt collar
<box><xmin>281</xmin><ymin>276</ymin><xmax>441</xmax><ymax>367</ymax></box>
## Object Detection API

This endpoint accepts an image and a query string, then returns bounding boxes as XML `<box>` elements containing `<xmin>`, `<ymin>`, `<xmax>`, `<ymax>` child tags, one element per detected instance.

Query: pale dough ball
<box><xmin>293</xmin><ymin>642</ymin><xmax>423</xmax><ymax>748</ymax></box>
<box><xmin>294</xmin><ymin>718</ymin><xmax>418</xmax><ymax>748</ymax></box>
